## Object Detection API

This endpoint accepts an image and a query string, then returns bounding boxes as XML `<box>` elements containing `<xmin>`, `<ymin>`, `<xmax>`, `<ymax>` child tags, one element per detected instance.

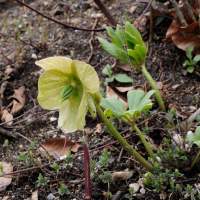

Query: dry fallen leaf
<box><xmin>94</xmin><ymin>123</ymin><xmax>104</xmax><ymax>134</ymax></box>
<box><xmin>106</xmin><ymin>86</ymin><xmax>129</xmax><ymax>109</ymax></box>
<box><xmin>31</xmin><ymin>190</ymin><xmax>38</xmax><ymax>200</ymax></box>
<box><xmin>8</xmin><ymin>86</ymin><xmax>25</xmax><ymax>114</ymax></box>
<box><xmin>165</xmin><ymin>8</ymin><xmax>200</xmax><ymax>54</ymax></box>
<box><xmin>1</xmin><ymin>110</ymin><xmax>13</xmax><ymax>126</ymax></box>
<box><xmin>156</xmin><ymin>82</ymin><xmax>170</xmax><ymax>100</ymax></box>
<box><xmin>112</xmin><ymin>171</ymin><xmax>133</xmax><ymax>181</ymax></box>
<box><xmin>112</xmin><ymin>59</ymin><xmax>131</xmax><ymax>71</ymax></box>
<box><xmin>39</xmin><ymin>138</ymin><xmax>80</xmax><ymax>158</ymax></box>
<box><xmin>0</xmin><ymin>162</ymin><xmax>13</xmax><ymax>191</ymax></box>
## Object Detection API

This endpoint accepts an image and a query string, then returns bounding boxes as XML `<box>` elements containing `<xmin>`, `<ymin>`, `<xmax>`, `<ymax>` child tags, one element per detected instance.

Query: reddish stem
<box><xmin>15</xmin><ymin>0</ymin><xmax>105</xmax><ymax>32</ymax></box>
<box><xmin>84</xmin><ymin>130</ymin><xmax>91</xmax><ymax>200</ymax></box>
<box><xmin>1</xmin><ymin>131</ymin><xmax>132</xmax><ymax>177</ymax></box>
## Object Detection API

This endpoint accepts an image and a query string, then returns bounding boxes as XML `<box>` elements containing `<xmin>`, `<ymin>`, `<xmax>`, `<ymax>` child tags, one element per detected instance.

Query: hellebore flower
<box><xmin>98</xmin><ymin>21</ymin><xmax>147</xmax><ymax>69</ymax></box>
<box><xmin>36</xmin><ymin>57</ymin><xmax>101</xmax><ymax>133</ymax></box>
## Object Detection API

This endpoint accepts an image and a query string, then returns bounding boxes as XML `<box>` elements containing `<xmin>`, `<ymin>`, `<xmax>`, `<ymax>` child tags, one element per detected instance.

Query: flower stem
<box><xmin>140</xmin><ymin>65</ymin><xmax>166</xmax><ymax>112</ymax></box>
<box><xmin>133</xmin><ymin>123</ymin><xmax>158</xmax><ymax>163</ymax></box>
<box><xmin>94</xmin><ymin>101</ymin><xmax>154</xmax><ymax>173</ymax></box>
<box><xmin>189</xmin><ymin>151</ymin><xmax>200</xmax><ymax>172</ymax></box>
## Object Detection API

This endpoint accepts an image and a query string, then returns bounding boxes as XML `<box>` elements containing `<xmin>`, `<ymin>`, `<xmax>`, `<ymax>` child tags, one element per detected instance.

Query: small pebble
<box><xmin>138</xmin><ymin>178</ymin><xmax>145</xmax><ymax>188</ymax></box>
<box><xmin>31</xmin><ymin>53</ymin><xmax>37</xmax><ymax>59</ymax></box>
<box><xmin>50</xmin><ymin>117</ymin><xmax>57</xmax><ymax>122</ymax></box>
<box><xmin>189</xmin><ymin>106</ymin><xmax>197</xmax><ymax>111</ymax></box>
<box><xmin>140</xmin><ymin>187</ymin><xmax>145</xmax><ymax>194</ymax></box>
<box><xmin>47</xmin><ymin>193</ymin><xmax>55</xmax><ymax>200</ymax></box>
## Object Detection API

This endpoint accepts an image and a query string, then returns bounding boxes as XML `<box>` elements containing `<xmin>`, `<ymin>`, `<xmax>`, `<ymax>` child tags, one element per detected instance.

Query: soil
<box><xmin>0</xmin><ymin>0</ymin><xmax>200</xmax><ymax>200</ymax></box>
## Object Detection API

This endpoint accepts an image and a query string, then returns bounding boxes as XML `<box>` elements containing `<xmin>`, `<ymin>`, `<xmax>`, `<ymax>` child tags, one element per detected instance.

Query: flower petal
<box><xmin>58</xmin><ymin>88</ymin><xmax>83</xmax><ymax>133</ymax></box>
<box><xmin>38</xmin><ymin>69</ymin><xmax>70</xmax><ymax>110</ymax></box>
<box><xmin>35</xmin><ymin>57</ymin><xmax>73</xmax><ymax>75</ymax></box>
<box><xmin>71</xmin><ymin>60</ymin><xmax>99</xmax><ymax>93</ymax></box>
<box><xmin>76</xmin><ymin>90</ymin><xmax>87</xmax><ymax>130</ymax></box>
<box><xmin>86</xmin><ymin>93</ymin><xmax>96</xmax><ymax>117</ymax></box>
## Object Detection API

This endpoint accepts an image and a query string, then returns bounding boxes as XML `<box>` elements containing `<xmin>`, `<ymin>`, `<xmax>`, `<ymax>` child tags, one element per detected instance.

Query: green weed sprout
<box><xmin>125</xmin><ymin>186</ymin><xmax>134</xmax><ymax>200</ymax></box>
<box><xmin>36</xmin><ymin>57</ymin><xmax>154</xmax><ymax>173</ymax></box>
<box><xmin>183</xmin><ymin>45</ymin><xmax>200</xmax><ymax>73</ymax></box>
<box><xmin>99</xmin><ymin>171</ymin><xmax>113</xmax><ymax>183</ymax></box>
<box><xmin>100</xmin><ymin>89</ymin><xmax>158</xmax><ymax>163</ymax></box>
<box><xmin>98</xmin><ymin>21</ymin><xmax>165</xmax><ymax>112</ymax></box>
<box><xmin>36</xmin><ymin>173</ymin><xmax>50</xmax><ymax>187</ymax></box>
<box><xmin>187</xmin><ymin>126</ymin><xmax>200</xmax><ymax>171</ymax></box>
<box><xmin>58</xmin><ymin>184</ymin><xmax>70</xmax><ymax>196</ymax></box>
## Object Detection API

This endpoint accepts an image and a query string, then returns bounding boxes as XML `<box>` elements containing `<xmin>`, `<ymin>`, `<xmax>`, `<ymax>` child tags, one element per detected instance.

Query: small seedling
<box><xmin>36</xmin><ymin>173</ymin><xmax>50</xmax><ymax>187</ymax></box>
<box><xmin>183</xmin><ymin>45</ymin><xmax>200</xmax><ymax>73</ymax></box>
<box><xmin>62</xmin><ymin>151</ymin><xmax>74</xmax><ymax>168</ymax></box>
<box><xmin>182</xmin><ymin>184</ymin><xmax>196</xmax><ymax>198</ymax></box>
<box><xmin>0</xmin><ymin>164</ymin><xmax>4</xmax><ymax>173</ymax></box>
<box><xmin>50</xmin><ymin>162</ymin><xmax>61</xmax><ymax>174</ymax></box>
<box><xmin>90</xmin><ymin>160</ymin><xmax>100</xmax><ymax>182</ymax></box>
<box><xmin>97</xmin><ymin>149</ymin><xmax>114</xmax><ymax>168</ymax></box>
<box><xmin>109</xmin><ymin>192</ymin><xmax>114</xmax><ymax>199</ymax></box>
<box><xmin>102</xmin><ymin>64</ymin><xmax>132</xmax><ymax>86</ymax></box>
<box><xmin>58</xmin><ymin>184</ymin><xmax>70</xmax><ymax>196</ymax></box>
<box><xmin>125</xmin><ymin>186</ymin><xmax>134</xmax><ymax>200</ymax></box>
<box><xmin>99</xmin><ymin>171</ymin><xmax>113</xmax><ymax>183</ymax></box>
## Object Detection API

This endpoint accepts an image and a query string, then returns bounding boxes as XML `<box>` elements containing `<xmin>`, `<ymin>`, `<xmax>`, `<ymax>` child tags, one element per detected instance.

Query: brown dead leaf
<box><xmin>165</xmin><ymin>8</ymin><xmax>200</xmax><ymax>54</ymax></box>
<box><xmin>31</xmin><ymin>190</ymin><xmax>38</xmax><ymax>200</ymax></box>
<box><xmin>112</xmin><ymin>59</ymin><xmax>131</xmax><ymax>72</ymax></box>
<box><xmin>4</xmin><ymin>65</ymin><xmax>13</xmax><ymax>75</ymax></box>
<box><xmin>94</xmin><ymin>123</ymin><xmax>104</xmax><ymax>134</ymax></box>
<box><xmin>106</xmin><ymin>86</ymin><xmax>129</xmax><ymax>109</ymax></box>
<box><xmin>8</xmin><ymin>86</ymin><xmax>25</xmax><ymax>114</ymax></box>
<box><xmin>156</xmin><ymin>82</ymin><xmax>170</xmax><ymax>100</ymax></box>
<box><xmin>39</xmin><ymin>138</ymin><xmax>80</xmax><ymax>158</ymax></box>
<box><xmin>0</xmin><ymin>162</ymin><xmax>13</xmax><ymax>191</ymax></box>
<box><xmin>1</xmin><ymin>110</ymin><xmax>13</xmax><ymax>126</ymax></box>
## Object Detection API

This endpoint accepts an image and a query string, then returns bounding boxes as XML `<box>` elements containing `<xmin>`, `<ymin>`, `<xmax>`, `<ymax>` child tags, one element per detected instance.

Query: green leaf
<box><xmin>125</xmin><ymin>21</ymin><xmax>143</xmax><ymax>45</ymax></box>
<box><xmin>116</xmin><ymin>24</ymin><xmax>123</xmax><ymax>38</ymax></box>
<box><xmin>126</xmin><ymin>90</ymin><xmax>155</xmax><ymax>118</ymax></box>
<box><xmin>183</xmin><ymin>60</ymin><xmax>190</xmax><ymax>66</ymax></box>
<box><xmin>105</xmin><ymin>77</ymin><xmax>114</xmax><ymax>86</ymax></box>
<box><xmin>186</xmin><ymin>45</ymin><xmax>194</xmax><ymax>60</ymax></box>
<box><xmin>187</xmin><ymin>66</ymin><xmax>194</xmax><ymax>73</ymax></box>
<box><xmin>114</xmin><ymin>74</ymin><xmax>133</xmax><ymax>83</ymax></box>
<box><xmin>195</xmin><ymin>126</ymin><xmax>200</xmax><ymax>140</ymax></box>
<box><xmin>128</xmin><ymin>49</ymin><xmax>140</xmax><ymax>63</ymax></box>
<box><xmin>100</xmin><ymin>97</ymin><xmax>127</xmax><ymax>118</ymax></box>
<box><xmin>105</xmin><ymin>26</ymin><xmax>124</xmax><ymax>48</ymax></box>
<box><xmin>124</xmin><ymin>30</ymin><xmax>139</xmax><ymax>48</ymax></box>
<box><xmin>98</xmin><ymin>38</ymin><xmax>129</xmax><ymax>64</ymax></box>
<box><xmin>102</xmin><ymin>64</ymin><xmax>112</xmax><ymax>77</ymax></box>
<box><xmin>193</xmin><ymin>54</ymin><xmax>200</xmax><ymax>62</ymax></box>
<box><xmin>194</xmin><ymin>141</ymin><xmax>200</xmax><ymax>146</ymax></box>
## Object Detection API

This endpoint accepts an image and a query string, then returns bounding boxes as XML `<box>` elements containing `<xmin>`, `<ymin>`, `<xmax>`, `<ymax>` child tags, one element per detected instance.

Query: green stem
<box><xmin>94</xmin><ymin>101</ymin><xmax>154</xmax><ymax>173</ymax></box>
<box><xmin>133</xmin><ymin>123</ymin><xmax>158</xmax><ymax>163</ymax></box>
<box><xmin>189</xmin><ymin>151</ymin><xmax>200</xmax><ymax>172</ymax></box>
<box><xmin>140</xmin><ymin>65</ymin><xmax>166</xmax><ymax>112</ymax></box>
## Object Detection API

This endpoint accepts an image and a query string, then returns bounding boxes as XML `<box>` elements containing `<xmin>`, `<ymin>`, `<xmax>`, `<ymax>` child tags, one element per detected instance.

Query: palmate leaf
<box><xmin>100</xmin><ymin>97</ymin><xmax>127</xmax><ymax>118</ymax></box>
<box><xmin>126</xmin><ymin>90</ymin><xmax>156</xmax><ymax>118</ymax></box>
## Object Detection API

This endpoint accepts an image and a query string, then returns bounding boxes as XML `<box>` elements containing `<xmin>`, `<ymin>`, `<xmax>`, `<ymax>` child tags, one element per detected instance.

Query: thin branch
<box><xmin>93</xmin><ymin>0</ymin><xmax>118</xmax><ymax>26</ymax></box>
<box><xmin>136</xmin><ymin>0</ymin><xmax>153</xmax><ymax>28</ymax></box>
<box><xmin>169</xmin><ymin>0</ymin><xmax>188</xmax><ymax>26</ymax></box>
<box><xmin>15</xmin><ymin>0</ymin><xmax>106</xmax><ymax>32</ymax></box>
<box><xmin>94</xmin><ymin>55</ymin><xmax>110</xmax><ymax>68</ymax></box>
<box><xmin>0</xmin><ymin>105</ymin><xmax>40</xmax><ymax>126</ymax></box>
